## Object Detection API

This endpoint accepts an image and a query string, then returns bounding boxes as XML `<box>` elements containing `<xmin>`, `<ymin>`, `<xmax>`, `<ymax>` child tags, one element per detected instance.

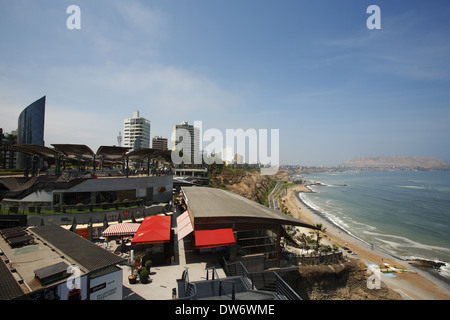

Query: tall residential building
<box><xmin>17</xmin><ymin>96</ymin><xmax>46</xmax><ymax>169</ymax></box>
<box><xmin>171</xmin><ymin>121</ymin><xmax>200</xmax><ymax>164</ymax></box>
<box><xmin>0</xmin><ymin>129</ymin><xmax>17</xmax><ymax>169</ymax></box>
<box><xmin>152</xmin><ymin>136</ymin><xmax>168</xmax><ymax>150</ymax></box>
<box><xmin>123</xmin><ymin>111</ymin><xmax>150</xmax><ymax>151</ymax></box>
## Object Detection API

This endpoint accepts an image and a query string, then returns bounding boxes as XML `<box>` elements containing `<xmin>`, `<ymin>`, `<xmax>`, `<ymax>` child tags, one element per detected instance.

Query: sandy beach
<box><xmin>281</xmin><ymin>184</ymin><xmax>450</xmax><ymax>300</ymax></box>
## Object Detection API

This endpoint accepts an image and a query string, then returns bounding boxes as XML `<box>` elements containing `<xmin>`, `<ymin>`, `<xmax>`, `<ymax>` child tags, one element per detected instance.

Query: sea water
<box><xmin>297</xmin><ymin>171</ymin><xmax>450</xmax><ymax>278</ymax></box>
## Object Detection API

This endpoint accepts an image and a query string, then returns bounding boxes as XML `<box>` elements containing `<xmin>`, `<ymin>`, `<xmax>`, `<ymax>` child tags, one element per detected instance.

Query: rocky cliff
<box><xmin>208</xmin><ymin>167</ymin><xmax>288</xmax><ymax>205</ymax></box>
<box><xmin>284</xmin><ymin>258</ymin><xmax>401</xmax><ymax>300</ymax></box>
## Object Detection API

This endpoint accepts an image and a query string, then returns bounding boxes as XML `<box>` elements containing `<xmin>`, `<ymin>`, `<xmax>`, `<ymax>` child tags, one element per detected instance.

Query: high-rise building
<box><xmin>17</xmin><ymin>96</ymin><xmax>46</xmax><ymax>169</ymax></box>
<box><xmin>152</xmin><ymin>136</ymin><xmax>168</xmax><ymax>150</ymax></box>
<box><xmin>171</xmin><ymin>121</ymin><xmax>200</xmax><ymax>164</ymax></box>
<box><xmin>123</xmin><ymin>111</ymin><xmax>150</xmax><ymax>151</ymax></box>
<box><xmin>0</xmin><ymin>129</ymin><xmax>17</xmax><ymax>169</ymax></box>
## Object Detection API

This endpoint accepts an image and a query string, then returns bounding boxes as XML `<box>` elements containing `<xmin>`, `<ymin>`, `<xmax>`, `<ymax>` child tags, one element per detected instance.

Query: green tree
<box><xmin>314</xmin><ymin>223</ymin><xmax>327</xmax><ymax>251</ymax></box>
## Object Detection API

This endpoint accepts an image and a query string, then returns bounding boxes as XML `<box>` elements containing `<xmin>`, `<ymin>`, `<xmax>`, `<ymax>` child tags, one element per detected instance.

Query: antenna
<box><xmin>117</xmin><ymin>131</ymin><xmax>122</xmax><ymax>146</ymax></box>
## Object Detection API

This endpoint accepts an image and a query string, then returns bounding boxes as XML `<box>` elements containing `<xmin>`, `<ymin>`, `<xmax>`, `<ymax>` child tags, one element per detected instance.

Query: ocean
<box><xmin>296</xmin><ymin>171</ymin><xmax>450</xmax><ymax>278</ymax></box>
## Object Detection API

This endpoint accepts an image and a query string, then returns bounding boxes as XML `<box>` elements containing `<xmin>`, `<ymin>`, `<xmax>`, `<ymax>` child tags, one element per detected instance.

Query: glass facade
<box><xmin>17</xmin><ymin>96</ymin><xmax>46</xmax><ymax>169</ymax></box>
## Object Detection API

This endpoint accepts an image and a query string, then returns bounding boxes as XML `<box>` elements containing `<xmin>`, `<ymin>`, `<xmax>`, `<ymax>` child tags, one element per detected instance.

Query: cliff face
<box><xmin>343</xmin><ymin>156</ymin><xmax>450</xmax><ymax>169</ymax></box>
<box><xmin>285</xmin><ymin>259</ymin><xmax>401</xmax><ymax>300</ymax></box>
<box><xmin>209</xmin><ymin>168</ymin><xmax>286</xmax><ymax>205</ymax></box>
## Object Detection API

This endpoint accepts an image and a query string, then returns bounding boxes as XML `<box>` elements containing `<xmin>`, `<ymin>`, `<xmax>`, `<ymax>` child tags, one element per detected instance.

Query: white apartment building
<box><xmin>171</xmin><ymin>121</ymin><xmax>200</xmax><ymax>164</ymax></box>
<box><xmin>123</xmin><ymin>111</ymin><xmax>151</xmax><ymax>151</ymax></box>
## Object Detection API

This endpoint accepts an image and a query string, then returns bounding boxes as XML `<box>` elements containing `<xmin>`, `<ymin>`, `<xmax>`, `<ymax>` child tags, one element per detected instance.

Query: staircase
<box><xmin>176</xmin><ymin>264</ymin><xmax>290</xmax><ymax>300</ymax></box>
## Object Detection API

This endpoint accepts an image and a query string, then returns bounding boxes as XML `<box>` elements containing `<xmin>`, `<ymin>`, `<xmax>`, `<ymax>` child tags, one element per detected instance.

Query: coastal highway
<box><xmin>269</xmin><ymin>182</ymin><xmax>282</xmax><ymax>211</ymax></box>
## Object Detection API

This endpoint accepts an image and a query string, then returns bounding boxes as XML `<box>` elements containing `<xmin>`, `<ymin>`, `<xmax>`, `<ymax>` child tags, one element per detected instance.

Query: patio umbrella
<box><xmin>101</xmin><ymin>223</ymin><xmax>141</xmax><ymax>237</ymax></box>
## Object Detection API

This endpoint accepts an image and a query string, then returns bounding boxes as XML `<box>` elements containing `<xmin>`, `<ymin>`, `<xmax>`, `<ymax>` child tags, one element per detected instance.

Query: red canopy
<box><xmin>131</xmin><ymin>215</ymin><xmax>171</xmax><ymax>245</ymax></box>
<box><xmin>195</xmin><ymin>228</ymin><xmax>235</xmax><ymax>249</ymax></box>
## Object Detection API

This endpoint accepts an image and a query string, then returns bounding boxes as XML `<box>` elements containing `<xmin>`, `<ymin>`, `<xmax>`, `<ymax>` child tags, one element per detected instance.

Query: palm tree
<box><xmin>314</xmin><ymin>223</ymin><xmax>327</xmax><ymax>251</ymax></box>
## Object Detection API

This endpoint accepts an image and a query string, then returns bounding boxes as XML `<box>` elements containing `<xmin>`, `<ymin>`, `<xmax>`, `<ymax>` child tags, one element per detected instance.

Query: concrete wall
<box><xmin>27</xmin><ymin>203</ymin><xmax>170</xmax><ymax>226</ymax></box>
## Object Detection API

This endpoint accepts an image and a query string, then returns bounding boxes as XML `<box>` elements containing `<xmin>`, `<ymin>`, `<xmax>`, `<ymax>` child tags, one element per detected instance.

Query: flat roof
<box><xmin>29</xmin><ymin>225</ymin><xmax>125</xmax><ymax>272</ymax></box>
<box><xmin>182</xmin><ymin>187</ymin><xmax>317</xmax><ymax>229</ymax></box>
<box><xmin>34</xmin><ymin>261</ymin><xmax>68</xmax><ymax>281</ymax></box>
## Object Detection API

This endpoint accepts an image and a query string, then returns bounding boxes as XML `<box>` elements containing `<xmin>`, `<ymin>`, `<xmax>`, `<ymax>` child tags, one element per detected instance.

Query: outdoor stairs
<box><xmin>176</xmin><ymin>260</ymin><xmax>301</xmax><ymax>300</ymax></box>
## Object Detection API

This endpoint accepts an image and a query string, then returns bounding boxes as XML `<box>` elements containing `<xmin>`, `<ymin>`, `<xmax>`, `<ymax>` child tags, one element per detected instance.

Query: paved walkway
<box><xmin>116</xmin><ymin>208</ymin><xmax>227</xmax><ymax>300</ymax></box>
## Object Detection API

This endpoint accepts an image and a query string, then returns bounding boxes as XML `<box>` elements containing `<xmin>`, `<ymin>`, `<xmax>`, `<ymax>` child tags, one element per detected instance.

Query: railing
<box><xmin>273</xmin><ymin>271</ymin><xmax>301</xmax><ymax>300</ymax></box>
<box><xmin>0</xmin><ymin>199</ymin><xmax>148</xmax><ymax>215</ymax></box>
<box><xmin>221</xmin><ymin>257</ymin><xmax>254</xmax><ymax>290</ymax></box>
<box><xmin>291</xmin><ymin>251</ymin><xmax>344</xmax><ymax>266</ymax></box>
<box><xmin>218</xmin><ymin>280</ymin><xmax>236</xmax><ymax>300</ymax></box>
<box><xmin>222</xmin><ymin>257</ymin><xmax>301</xmax><ymax>300</ymax></box>
<box><xmin>206</xmin><ymin>267</ymin><xmax>219</xmax><ymax>281</ymax></box>
<box><xmin>177</xmin><ymin>268</ymin><xmax>198</xmax><ymax>300</ymax></box>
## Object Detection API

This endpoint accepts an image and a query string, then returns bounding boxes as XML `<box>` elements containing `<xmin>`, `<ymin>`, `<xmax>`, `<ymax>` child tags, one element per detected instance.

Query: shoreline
<box><xmin>282</xmin><ymin>183</ymin><xmax>450</xmax><ymax>300</ymax></box>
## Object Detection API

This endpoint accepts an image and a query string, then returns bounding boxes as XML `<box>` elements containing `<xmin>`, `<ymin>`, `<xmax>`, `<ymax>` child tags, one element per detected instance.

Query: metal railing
<box><xmin>218</xmin><ymin>280</ymin><xmax>236</xmax><ymax>300</ymax></box>
<box><xmin>177</xmin><ymin>268</ymin><xmax>198</xmax><ymax>300</ymax></box>
<box><xmin>221</xmin><ymin>257</ymin><xmax>254</xmax><ymax>290</ymax></box>
<box><xmin>222</xmin><ymin>257</ymin><xmax>302</xmax><ymax>300</ymax></box>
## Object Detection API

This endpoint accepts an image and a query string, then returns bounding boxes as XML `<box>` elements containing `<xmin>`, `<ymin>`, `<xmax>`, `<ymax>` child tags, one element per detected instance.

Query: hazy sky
<box><xmin>1</xmin><ymin>0</ymin><xmax>450</xmax><ymax>166</ymax></box>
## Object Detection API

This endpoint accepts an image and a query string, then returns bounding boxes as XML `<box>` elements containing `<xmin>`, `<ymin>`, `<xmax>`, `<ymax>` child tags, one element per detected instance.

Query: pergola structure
<box><xmin>126</xmin><ymin>148</ymin><xmax>172</xmax><ymax>177</ymax></box>
<box><xmin>0</xmin><ymin>144</ymin><xmax>61</xmax><ymax>176</ymax></box>
<box><xmin>0</xmin><ymin>144</ymin><xmax>172</xmax><ymax>177</ymax></box>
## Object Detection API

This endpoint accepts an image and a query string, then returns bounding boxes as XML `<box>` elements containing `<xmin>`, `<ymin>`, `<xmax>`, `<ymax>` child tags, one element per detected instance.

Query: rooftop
<box><xmin>29</xmin><ymin>225</ymin><xmax>125</xmax><ymax>272</ymax></box>
<box><xmin>0</xmin><ymin>225</ymin><xmax>125</xmax><ymax>298</ymax></box>
<box><xmin>182</xmin><ymin>186</ymin><xmax>317</xmax><ymax>229</ymax></box>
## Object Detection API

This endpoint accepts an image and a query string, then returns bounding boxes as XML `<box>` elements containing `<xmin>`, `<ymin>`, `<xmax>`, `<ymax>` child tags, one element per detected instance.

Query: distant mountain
<box><xmin>342</xmin><ymin>156</ymin><xmax>450</xmax><ymax>170</ymax></box>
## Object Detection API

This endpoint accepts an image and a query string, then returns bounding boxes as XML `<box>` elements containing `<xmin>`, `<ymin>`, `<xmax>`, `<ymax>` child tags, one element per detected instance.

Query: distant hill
<box><xmin>342</xmin><ymin>156</ymin><xmax>450</xmax><ymax>170</ymax></box>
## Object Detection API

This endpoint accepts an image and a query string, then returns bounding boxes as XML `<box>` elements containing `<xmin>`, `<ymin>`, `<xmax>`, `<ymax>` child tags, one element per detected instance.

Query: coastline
<box><xmin>282</xmin><ymin>184</ymin><xmax>450</xmax><ymax>300</ymax></box>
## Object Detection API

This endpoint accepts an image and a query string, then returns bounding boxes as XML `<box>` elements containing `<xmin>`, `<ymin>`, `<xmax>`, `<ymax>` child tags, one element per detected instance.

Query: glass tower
<box><xmin>17</xmin><ymin>96</ymin><xmax>46</xmax><ymax>169</ymax></box>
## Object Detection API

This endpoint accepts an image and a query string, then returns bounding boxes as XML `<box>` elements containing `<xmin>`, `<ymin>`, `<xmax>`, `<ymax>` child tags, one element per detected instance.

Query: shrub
<box><xmin>139</xmin><ymin>267</ymin><xmax>149</xmax><ymax>279</ymax></box>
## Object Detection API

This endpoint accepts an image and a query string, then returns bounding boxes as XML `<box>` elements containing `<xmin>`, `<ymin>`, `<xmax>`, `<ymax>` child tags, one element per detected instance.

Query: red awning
<box><xmin>176</xmin><ymin>211</ymin><xmax>194</xmax><ymax>242</ymax></box>
<box><xmin>194</xmin><ymin>228</ymin><xmax>235</xmax><ymax>249</ymax></box>
<box><xmin>131</xmin><ymin>215</ymin><xmax>171</xmax><ymax>245</ymax></box>
<box><xmin>101</xmin><ymin>223</ymin><xmax>140</xmax><ymax>237</ymax></box>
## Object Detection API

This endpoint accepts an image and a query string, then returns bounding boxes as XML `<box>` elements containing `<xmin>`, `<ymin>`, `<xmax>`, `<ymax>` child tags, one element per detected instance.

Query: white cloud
<box><xmin>113</xmin><ymin>0</ymin><xmax>169</xmax><ymax>36</ymax></box>
<box><xmin>1</xmin><ymin>61</ymin><xmax>245</xmax><ymax>149</ymax></box>
<box><xmin>45</xmin><ymin>62</ymin><xmax>244</xmax><ymax>116</ymax></box>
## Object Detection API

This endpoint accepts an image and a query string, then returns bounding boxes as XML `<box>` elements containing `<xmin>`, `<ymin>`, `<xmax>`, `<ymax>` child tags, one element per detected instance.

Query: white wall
<box><xmin>89</xmin><ymin>267</ymin><xmax>123</xmax><ymax>300</ymax></box>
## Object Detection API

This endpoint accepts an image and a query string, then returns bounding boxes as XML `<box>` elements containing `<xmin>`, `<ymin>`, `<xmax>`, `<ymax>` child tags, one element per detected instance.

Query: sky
<box><xmin>1</xmin><ymin>0</ymin><xmax>450</xmax><ymax>166</ymax></box>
